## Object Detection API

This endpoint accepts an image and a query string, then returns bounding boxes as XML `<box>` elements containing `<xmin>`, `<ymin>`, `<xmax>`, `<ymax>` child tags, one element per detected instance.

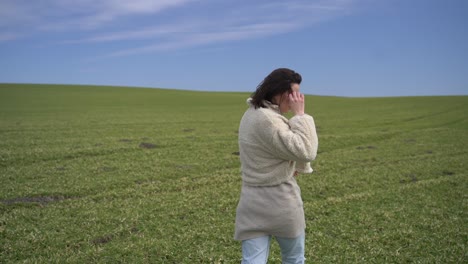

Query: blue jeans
<box><xmin>241</xmin><ymin>232</ymin><xmax>305</xmax><ymax>264</ymax></box>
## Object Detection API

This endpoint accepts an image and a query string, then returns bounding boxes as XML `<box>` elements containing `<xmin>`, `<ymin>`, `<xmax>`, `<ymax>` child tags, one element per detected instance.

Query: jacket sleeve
<box><xmin>268</xmin><ymin>114</ymin><xmax>318</xmax><ymax>163</ymax></box>
<box><xmin>295</xmin><ymin>161</ymin><xmax>313</xmax><ymax>174</ymax></box>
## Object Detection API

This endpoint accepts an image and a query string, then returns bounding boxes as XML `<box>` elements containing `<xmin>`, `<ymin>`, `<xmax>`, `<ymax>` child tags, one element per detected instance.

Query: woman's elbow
<box><xmin>303</xmin><ymin>151</ymin><xmax>316</xmax><ymax>162</ymax></box>
<box><xmin>295</xmin><ymin>150</ymin><xmax>315</xmax><ymax>162</ymax></box>
<box><xmin>303</xmin><ymin>144</ymin><xmax>317</xmax><ymax>161</ymax></box>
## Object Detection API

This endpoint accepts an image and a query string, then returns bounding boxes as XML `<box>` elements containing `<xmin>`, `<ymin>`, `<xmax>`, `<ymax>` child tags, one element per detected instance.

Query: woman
<box><xmin>234</xmin><ymin>68</ymin><xmax>318</xmax><ymax>263</ymax></box>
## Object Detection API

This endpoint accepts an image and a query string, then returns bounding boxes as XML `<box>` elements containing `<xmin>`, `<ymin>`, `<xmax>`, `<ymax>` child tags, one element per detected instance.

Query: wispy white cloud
<box><xmin>0</xmin><ymin>0</ymin><xmax>195</xmax><ymax>31</ymax></box>
<box><xmin>0</xmin><ymin>32</ymin><xmax>20</xmax><ymax>42</ymax></box>
<box><xmin>106</xmin><ymin>22</ymin><xmax>299</xmax><ymax>57</ymax></box>
<box><xmin>0</xmin><ymin>0</ymin><xmax>363</xmax><ymax>57</ymax></box>
<box><xmin>62</xmin><ymin>23</ymin><xmax>199</xmax><ymax>44</ymax></box>
<box><xmin>261</xmin><ymin>0</ymin><xmax>357</xmax><ymax>11</ymax></box>
<box><xmin>58</xmin><ymin>0</ymin><xmax>195</xmax><ymax>30</ymax></box>
<box><xmin>99</xmin><ymin>0</ymin><xmax>360</xmax><ymax>57</ymax></box>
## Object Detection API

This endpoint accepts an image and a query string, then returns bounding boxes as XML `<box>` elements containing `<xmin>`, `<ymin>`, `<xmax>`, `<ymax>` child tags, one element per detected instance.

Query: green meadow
<box><xmin>0</xmin><ymin>83</ymin><xmax>467</xmax><ymax>263</ymax></box>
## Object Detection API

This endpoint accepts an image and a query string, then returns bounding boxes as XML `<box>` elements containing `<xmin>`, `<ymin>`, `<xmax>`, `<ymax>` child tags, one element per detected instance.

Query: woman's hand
<box><xmin>289</xmin><ymin>91</ymin><xmax>305</xmax><ymax>116</ymax></box>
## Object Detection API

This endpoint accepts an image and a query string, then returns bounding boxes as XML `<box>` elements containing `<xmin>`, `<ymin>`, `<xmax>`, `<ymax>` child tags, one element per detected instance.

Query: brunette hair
<box><xmin>250</xmin><ymin>68</ymin><xmax>302</xmax><ymax>109</ymax></box>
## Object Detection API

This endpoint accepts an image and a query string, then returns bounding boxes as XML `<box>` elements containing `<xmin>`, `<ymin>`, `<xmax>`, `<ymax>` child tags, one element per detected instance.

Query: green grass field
<box><xmin>1</xmin><ymin>83</ymin><xmax>467</xmax><ymax>263</ymax></box>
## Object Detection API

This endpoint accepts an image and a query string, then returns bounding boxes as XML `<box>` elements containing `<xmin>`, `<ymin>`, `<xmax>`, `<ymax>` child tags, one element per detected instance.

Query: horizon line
<box><xmin>1</xmin><ymin>82</ymin><xmax>466</xmax><ymax>99</ymax></box>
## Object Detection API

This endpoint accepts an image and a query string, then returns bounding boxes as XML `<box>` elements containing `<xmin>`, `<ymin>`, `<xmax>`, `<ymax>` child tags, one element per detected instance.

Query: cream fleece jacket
<box><xmin>239</xmin><ymin>99</ymin><xmax>318</xmax><ymax>186</ymax></box>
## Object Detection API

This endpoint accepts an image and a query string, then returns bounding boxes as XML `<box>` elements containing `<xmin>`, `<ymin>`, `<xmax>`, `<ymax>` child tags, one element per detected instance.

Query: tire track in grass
<box><xmin>304</xmin><ymin>173</ymin><xmax>464</xmax><ymax>208</ymax></box>
<box><xmin>1</xmin><ymin>147</ymin><xmax>138</xmax><ymax>168</ymax></box>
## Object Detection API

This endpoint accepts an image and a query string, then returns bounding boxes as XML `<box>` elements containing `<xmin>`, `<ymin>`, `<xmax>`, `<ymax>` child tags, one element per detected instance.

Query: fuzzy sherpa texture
<box><xmin>238</xmin><ymin>99</ymin><xmax>318</xmax><ymax>186</ymax></box>
<box><xmin>234</xmin><ymin>98</ymin><xmax>319</xmax><ymax>241</ymax></box>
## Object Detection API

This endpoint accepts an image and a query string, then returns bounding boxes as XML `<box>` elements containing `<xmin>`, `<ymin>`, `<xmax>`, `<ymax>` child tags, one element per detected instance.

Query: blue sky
<box><xmin>0</xmin><ymin>0</ymin><xmax>467</xmax><ymax>97</ymax></box>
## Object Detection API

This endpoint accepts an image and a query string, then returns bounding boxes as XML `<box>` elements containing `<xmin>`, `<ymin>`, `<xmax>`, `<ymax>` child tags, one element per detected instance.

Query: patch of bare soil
<box><xmin>442</xmin><ymin>170</ymin><xmax>455</xmax><ymax>176</ymax></box>
<box><xmin>356</xmin><ymin>146</ymin><xmax>377</xmax><ymax>150</ymax></box>
<box><xmin>92</xmin><ymin>234</ymin><xmax>113</xmax><ymax>245</ymax></box>
<box><xmin>91</xmin><ymin>226</ymin><xmax>139</xmax><ymax>245</ymax></box>
<box><xmin>1</xmin><ymin>195</ymin><xmax>68</xmax><ymax>205</ymax></box>
<box><xmin>139</xmin><ymin>142</ymin><xmax>158</xmax><ymax>149</ymax></box>
<box><xmin>399</xmin><ymin>174</ymin><xmax>418</xmax><ymax>183</ymax></box>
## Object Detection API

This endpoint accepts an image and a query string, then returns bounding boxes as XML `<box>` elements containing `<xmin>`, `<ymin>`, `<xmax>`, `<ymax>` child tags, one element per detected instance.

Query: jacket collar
<box><xmin>246</xmin><ymin>98</ymin><xmax>281</xmax><ymax>114</ymax></box>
